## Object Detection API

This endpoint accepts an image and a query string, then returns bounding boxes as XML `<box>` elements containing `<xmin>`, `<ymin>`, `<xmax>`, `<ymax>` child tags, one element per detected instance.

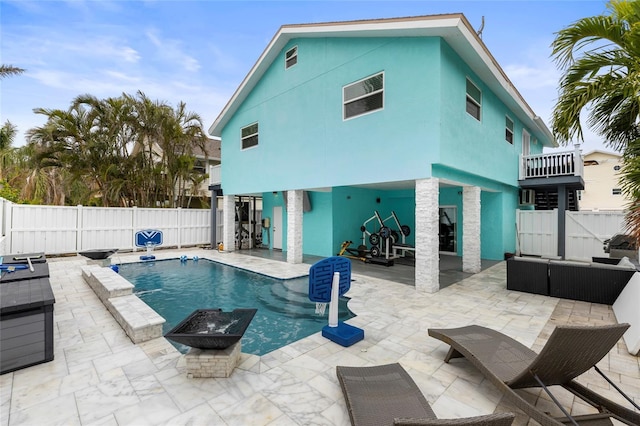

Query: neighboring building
<box><xmin>208</xmin><ymin>14</ymin><xmax>565</xmax><ymax>292</ymax></box>
<box><xmin>579</xmin><ymin>150</ymin><xmax>629</xmax><ymax>211</ymax></box>
<box><xmin>132</xmin><ymin>137</ymin><xmax>221</xmax><ymax>208</ymax></box>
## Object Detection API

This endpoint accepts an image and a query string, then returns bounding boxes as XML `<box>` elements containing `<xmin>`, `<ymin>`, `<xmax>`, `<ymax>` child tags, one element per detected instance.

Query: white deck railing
<box><xmin>519</xmin><ymin>146</ymin><xmax>584</xmax><ymax>180</ymax></box>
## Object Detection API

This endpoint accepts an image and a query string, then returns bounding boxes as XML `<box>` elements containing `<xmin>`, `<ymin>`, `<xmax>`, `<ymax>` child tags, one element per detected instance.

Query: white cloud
<box><xmin>145</xmin><ymin>29</ymin><xmax>201</xmax><ymax>73</ymax></box>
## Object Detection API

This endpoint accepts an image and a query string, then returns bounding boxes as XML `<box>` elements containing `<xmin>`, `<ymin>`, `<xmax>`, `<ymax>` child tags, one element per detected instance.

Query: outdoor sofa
<box><xmin>506</xmin><ymin>256</ymin><xmax>636</xmax><ymax>304</ymax></box>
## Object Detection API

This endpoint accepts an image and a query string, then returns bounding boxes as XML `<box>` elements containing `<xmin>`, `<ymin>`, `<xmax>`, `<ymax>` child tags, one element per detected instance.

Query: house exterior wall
<box><xmin>438</xmin><ymin>42</ymin><xmax>544</xmax><ymax>183</ymax></box>
<box><xmin>218</xmin><ymin>33</ymin><xmax>544</xmax><ymax>259</ymax></box>
<box><xmin>580</xmin><ymin>151</ymin><xmax>629</xmax><ymax>211</ymax></box>
<box><xmin>220</xmin><ymin>37</ymin><xmax>443</xmax><ymax>195</ymax></box>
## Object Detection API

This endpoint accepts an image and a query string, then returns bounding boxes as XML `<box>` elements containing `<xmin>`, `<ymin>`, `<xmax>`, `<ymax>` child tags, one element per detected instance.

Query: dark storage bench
<box><xmin>0</xmin><ymin>254</ymin><xmax>55</xmax><ymax>375</ymax></box>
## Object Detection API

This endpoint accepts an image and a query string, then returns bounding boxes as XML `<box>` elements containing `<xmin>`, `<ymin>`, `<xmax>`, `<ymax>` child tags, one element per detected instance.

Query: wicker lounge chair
<box><xmin>428</xmin><ymin>324</ymin><xmax>640</xmax><ymax>426</ymax></box>
<box><xmin>336</xmin><ymin>363</ymin><xmax>516</xmax><ymax>426</ymax></box>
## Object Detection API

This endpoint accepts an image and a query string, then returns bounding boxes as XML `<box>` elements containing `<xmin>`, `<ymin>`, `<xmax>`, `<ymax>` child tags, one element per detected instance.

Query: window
<box><xmin>614</xmin><ymin>165</ymin><xmax>621</xmax><ymax>171</ymax></box>
<box><xmin>241</xmin><ymin>123</ymin><xmax>258</xmax><ymax>150</ymax></box>
<box><xmin>285</xmin><ymin>46</ymin><xmax>297</xmax><ymax>69</ymax></box>
<box><xmin>505</xmin><ymin>116</ymin><xmax>514</xmax><ymax>144</ymax></box>
<box><xmin>343</xmin><ymin>72</ymin><xmax>384</xmax><ymax>120</ymax></box>
<box><xmin>612</xmin><ymin>188</ymin><xmax>622</xmax><ymax>195</ymax></box>
<box><xmin>466</xmin><ymin>78</ymin><xmax>481</xmax><ymax>120</ymax></box>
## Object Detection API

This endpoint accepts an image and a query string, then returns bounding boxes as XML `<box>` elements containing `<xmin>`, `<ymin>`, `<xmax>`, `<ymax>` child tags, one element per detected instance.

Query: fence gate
<box><xmin>565</xmin><ymin>211</ymin><xmax>627</xmax><ymax>261</ymax></box>
<box><xmin>517</xmin><ymin>209</ymin><xmax>628</xmax><ymax>261</ymax></box>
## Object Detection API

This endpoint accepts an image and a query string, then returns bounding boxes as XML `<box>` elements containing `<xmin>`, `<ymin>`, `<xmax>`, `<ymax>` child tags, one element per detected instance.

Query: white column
<box><xmin>222</xmin><ymin>195</ymin><xmax>236</xmax><ymax>252</ymax></box>
<box><xmin>415</xmin><ymin>178</ymin><xmax>440</xmax><ymax>293</ymax></box>
<box><xmin>462</xmin><ymin>186</ymin><xmax>481</xmax><ymax>273</ymax></box>
<box><xmin>287</xmin><ymin>190</ymin><xmax>303</xmax><ymax>264</ymax></box>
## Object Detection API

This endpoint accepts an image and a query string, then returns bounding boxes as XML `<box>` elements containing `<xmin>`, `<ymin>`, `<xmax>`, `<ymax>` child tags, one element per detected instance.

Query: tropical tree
<box><xmin>550</xmin><ymin>0</ymin><xmax>640</xmax><ymax>240</ymax></box>
<box><xmin>0</xmin><ymin>65</ymin><xmax>25</xmax><ymax>79</ymax></box>
<box><xmin>25</xmin><ymin>91</ymin><xmax>208</xmax><ymax>207</ymax></box>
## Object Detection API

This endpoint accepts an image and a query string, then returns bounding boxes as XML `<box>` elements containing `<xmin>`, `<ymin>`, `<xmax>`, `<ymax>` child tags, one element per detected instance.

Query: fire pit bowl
<box><xmin>79</xmin><ymin>249</ymin><xmax>118</xmax><ymax>260</ymax></box>
<box><xmin>164</xmin><ymin>308</ymin><xmax>258</xmax><ymax>350</ymax></box>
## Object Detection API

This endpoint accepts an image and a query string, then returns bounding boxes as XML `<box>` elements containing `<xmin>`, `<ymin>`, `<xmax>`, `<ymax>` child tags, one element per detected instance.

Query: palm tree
<box><xmin>550</xmin><ymin>0</ymin><xmax>640</xmax><ymax>240</ymax></box>
<box><xmin>0</xmin><ymin>65</ymin><xmax>25</xmax><ymax>79</ymax></box>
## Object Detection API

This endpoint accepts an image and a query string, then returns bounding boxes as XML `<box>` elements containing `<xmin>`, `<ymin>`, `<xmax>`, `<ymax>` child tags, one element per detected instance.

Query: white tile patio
<box><xmin>1</xmin><ymin>249</ymin><xmax>638</xmax><ymax>425</ymax></box>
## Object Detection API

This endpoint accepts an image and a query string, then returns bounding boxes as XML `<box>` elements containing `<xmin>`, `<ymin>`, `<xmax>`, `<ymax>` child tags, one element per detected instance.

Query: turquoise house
<box><xmin>208</xmin><ymin>14</ymin><xmax>557</xmax><ymax>292</ymax></box>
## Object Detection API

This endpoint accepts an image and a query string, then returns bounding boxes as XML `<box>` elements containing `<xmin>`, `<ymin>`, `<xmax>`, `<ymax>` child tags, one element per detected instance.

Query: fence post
<box><xmin>177</xmin><ymin>207</ymin><xmax>182</xmax><ymax>249</ymax></box>
<box><xmin>132</xmin><ymin>206</ymin><xmax>138</xmax><ymax>252</ymax></box>
<box><xmin>5</xmin><ymin>200</ymin><xmax>13</xmax><ymax>253</ymax></box>
<box><xmin>76</xmin><ymin>204</ymin><xmax>83</xmax><ymax>252</ymax></box>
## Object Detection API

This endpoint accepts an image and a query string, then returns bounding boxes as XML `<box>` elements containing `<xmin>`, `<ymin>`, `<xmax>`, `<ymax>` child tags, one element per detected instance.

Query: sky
<box><xmin>1</xmin><ymin>0</ymin><xmax>616</xmax><ymax>154</ymax></box>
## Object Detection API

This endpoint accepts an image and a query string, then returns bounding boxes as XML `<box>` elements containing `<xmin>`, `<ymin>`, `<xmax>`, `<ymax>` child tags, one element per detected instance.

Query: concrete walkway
<box><xmin>1</xmin><ymin>249</ymin><xmax>638</xmax><ymax>425</ymax></box>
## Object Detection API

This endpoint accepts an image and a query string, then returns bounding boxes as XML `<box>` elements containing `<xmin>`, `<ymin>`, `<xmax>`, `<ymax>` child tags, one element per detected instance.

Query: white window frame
<box><xmin>612</xmin><ymin>188</ymin><xmax>622</xmax><ymax>195</ymax></box>
<box><xmin>343</xmin><ymin>72</ymin><xmax>384</xmax><ymax>120</ymax></box>
<box><xmin>505</xmin><ymin>116</ymin><xmax>514</xmax><ymax>144</ymax></box>
<box><xmin>241</xmin><ymin>122</ymin><xmax>259</xmax><ymax>150</ymax></box>
<box><xmin>466</xmin><ymin>78</ymin><xmax>481</xmax><ymax>121</ymax></box>
<box><xmin>285</xmin><ymin>46</ymin><xmax>297</xmax><ymax>69</ymax></box>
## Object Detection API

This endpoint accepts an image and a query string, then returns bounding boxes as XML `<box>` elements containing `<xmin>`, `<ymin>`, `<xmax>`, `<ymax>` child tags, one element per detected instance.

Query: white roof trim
<box><xmin>209</xmin><ymin>14</ymin><xmax>555</xmax><ymax>147</ymax></box>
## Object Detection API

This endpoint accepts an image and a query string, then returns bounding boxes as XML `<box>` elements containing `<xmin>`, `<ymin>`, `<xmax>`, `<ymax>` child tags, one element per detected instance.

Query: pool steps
<box><xmin>81</xmin><ymin>265</ymin><xmax>165</xmax><ymax>343</ymax></box>
<box><xmin>259</xmin><ymin>280</ymin><xmax>353</xmax><ymax>321</ymax></box>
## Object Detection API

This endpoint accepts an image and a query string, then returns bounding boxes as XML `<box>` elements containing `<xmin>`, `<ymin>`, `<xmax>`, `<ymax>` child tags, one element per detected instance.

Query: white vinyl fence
<box><xmin>0</xmin><ymin>199</ymin><xmax>213</xmax><ymax>255</ymax></box>
<box><xmin>517</xmin><ymin>209</ymin><xmax>630</xmax><ymax>261</ymax></box>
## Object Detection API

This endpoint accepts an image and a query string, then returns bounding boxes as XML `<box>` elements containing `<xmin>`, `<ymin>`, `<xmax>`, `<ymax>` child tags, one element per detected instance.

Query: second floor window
<box><xmin>241</xmin><ymin>123</ymin><xmax>259</xmax><ymax>150</ymax></box>
<box><xmin>612</xmin><ymin>188</ymin><xmax>622</xmax><ymax>195</ymax></box>
<box><xmin>285</xmin><ymin>46</ymin><xmax>297</xmax><ymax>69</ymax></box>
<box><xmin>505</xmin><ymin>116</ymin><xmax>514</xmax><ymax>144</ymax></box>
<box><xmin>343</xmin><ymin>72</ymin><xmax>384</xmax><ymax>120</ymax></box>
<box><xmin>466</xmin><ymin>78</ymin><xmax>481</xmax><ymax>121</ymax></box>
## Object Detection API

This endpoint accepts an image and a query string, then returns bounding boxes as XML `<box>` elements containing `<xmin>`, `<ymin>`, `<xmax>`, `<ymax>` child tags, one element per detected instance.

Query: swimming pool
<box><xmin>117</xmin><ymin>258</ymin><xmax>355</xmax><ymax>355</ymax></box>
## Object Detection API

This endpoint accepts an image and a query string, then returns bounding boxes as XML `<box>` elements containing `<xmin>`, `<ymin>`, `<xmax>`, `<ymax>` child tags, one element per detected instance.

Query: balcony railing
<box><xmin>519</xmin><ymin>146</ymin><xmax>584</xmax><ymax>180</ymax></box>
<box><xmin>209</xmin><ymin>164</ymin><xmax>221</xmax><ymax>185</ymax></box>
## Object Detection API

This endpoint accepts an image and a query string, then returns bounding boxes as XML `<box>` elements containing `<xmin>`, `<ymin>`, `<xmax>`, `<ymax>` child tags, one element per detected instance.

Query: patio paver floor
<box><xmin>1</xmin><ymin>249</ymin><xmax>638</xmax><ymax>425</ymax></box>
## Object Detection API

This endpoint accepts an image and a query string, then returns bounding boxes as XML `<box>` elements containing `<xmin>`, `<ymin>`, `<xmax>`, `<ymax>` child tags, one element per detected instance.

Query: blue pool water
<box><xmin>117</xmin><ymin>258</ymin><xmax>355</xmax><ymax>355</ymax></box>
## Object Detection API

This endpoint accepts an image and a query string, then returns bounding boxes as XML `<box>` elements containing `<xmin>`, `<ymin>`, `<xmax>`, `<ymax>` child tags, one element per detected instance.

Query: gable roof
<box><xmin>208</xmin><ymin>13</ymin><xmax>556</xmax><ymax>147</ymax></box>
<box><xmin>583</xmin><ymin>149</ymin><xmax>621</xmax><ymax>159</ymax></box>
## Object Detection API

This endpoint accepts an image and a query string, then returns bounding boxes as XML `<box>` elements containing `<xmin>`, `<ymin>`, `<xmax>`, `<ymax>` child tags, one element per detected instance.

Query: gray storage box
<box><xmin>1</xmin><ymin>277</ymin><xmax>55</xmax><ymax>374</ymax></box>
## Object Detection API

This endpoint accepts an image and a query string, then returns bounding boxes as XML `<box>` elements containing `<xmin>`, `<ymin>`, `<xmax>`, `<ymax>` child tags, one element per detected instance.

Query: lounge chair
<box><xmin>428</xmin><ymin>324</ymin><xmax>640</xmax><ymax>425</ymax></box>
<box><xmin>336</xmin><ymin>363</ymin><xmax>516</xmax><ymax>426</ymax></box>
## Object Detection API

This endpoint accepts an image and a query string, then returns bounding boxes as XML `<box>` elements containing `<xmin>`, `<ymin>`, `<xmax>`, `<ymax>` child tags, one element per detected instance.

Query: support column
<box><xmin>415</xmin><ymin>178</ymin><xmax>440</xmax><ymax>293</ymax></box>
<box><xmin>287</xmin><ymin>190</ymin><xmax>303</xmax><ymax>264</ymax></box>
<box><xmin>462</xmin><ymin>186</ymin><xmax>481</xmax><ymax>273</ymax></box>
<box><xmin>222</xmin><ymin>195</ymin><xmax>235</xmax><ymax>252</ymax></box>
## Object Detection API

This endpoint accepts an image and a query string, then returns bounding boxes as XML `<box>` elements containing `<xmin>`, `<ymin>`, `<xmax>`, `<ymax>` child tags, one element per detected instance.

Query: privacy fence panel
<box><xmin>80</xmin><ymin>207</ymin><xmax>136</xmax><ymax>250</ymax></box>
<box><xmin>565</xmin><ymin>211</ymin><xmax>627</xmax><ymax>261</ymax></box>
<box><xmin>1</xmin><ymin>199</ymin><xmax>211</xmax><ymax>255</ymax></box>
<box><xmin>516</xmin><ymin>209</ymin><xmax>558</xmax><ymax>257</ymax></box>
<box><xmin>10</xmin><ymin>204</ymin><xmax>79</xmax><ymax>254</ymax></box>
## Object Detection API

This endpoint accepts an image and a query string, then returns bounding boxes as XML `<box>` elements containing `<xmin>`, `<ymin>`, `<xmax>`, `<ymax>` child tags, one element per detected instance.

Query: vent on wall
<box><xmin>519</xmin><ymin>189</ymin><xmax>535</xmax><ymax>205</ymax></box>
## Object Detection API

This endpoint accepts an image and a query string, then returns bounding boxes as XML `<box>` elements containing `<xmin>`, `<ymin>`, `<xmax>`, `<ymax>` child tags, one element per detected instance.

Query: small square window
<box><xmin>241</xmin><ymin>123</ymin><xmax>258</xmax><ymax>150</ymax></box>
<box><xmin>285</xmin><ymin>46</ymin><xmax>297</xmax><ymax>69</ymax></box>
<box><xmin>612</xmin><ymin>188</ymin><xmax>622</xmax><ymax>195</ymax></box>
<box><xmin>505</xmin><ymin>116</ymin><xmax>514</xmax><ymax>144</ymax></box>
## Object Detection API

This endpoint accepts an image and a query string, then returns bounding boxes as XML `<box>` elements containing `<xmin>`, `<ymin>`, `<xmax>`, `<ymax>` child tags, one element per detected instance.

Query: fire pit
<box><xmin>79</xmin><ymin>249</ymin><xmax>118</xmax><ymax>260</ymax></box>
<box><xmin>165</xmin><ymin>308</ymin><xmax>258</xmax><ymax>350</ymax></box>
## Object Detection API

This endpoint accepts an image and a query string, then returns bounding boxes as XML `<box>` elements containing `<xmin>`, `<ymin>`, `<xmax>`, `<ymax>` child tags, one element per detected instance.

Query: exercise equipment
<box><xmin>337</xmin><ymin>241</ymin><xmax>370</xmax><ymax>263</ymax></box>
<box><xmin>382</xmin><ymin>211</ymin><xmax>415</xmax><ymax>258</ymax></box>
<box><xmin>360</xmin><ymin>210</ymin><xmax>394</xmax><ymax>266</ymax></box>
